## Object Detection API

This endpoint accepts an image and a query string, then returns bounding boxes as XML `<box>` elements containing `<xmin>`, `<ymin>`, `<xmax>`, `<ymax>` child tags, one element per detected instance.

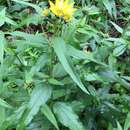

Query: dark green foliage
<box><xmin>0</xmin><ymin>0</ymin><xmax>130</xmax><ymax>130</ymax></box>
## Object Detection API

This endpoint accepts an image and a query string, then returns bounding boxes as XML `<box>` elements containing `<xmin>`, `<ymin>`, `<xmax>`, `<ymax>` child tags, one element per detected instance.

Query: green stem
<box><xmin>47</xmin><ymin>19</ymin><xmax>62</xmax><ymax>76</ymax></box>
<box><xmin>48</xmin><ymin>40</ymin><xmax>54</xmax><ymax>76</ymax></box>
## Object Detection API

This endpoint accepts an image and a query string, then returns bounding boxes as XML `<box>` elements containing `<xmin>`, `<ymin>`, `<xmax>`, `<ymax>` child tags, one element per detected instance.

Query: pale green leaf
<box><xmin>11</xmin><ymin>0</ymin><xmax>43</xmax><ymax>15</ymax></box>
<box><xmin>107</xmin><ymin>123</ymin><xmax>114</xmax><ymax>130</ymax></box>
<box><xmin>110</xmin><ymin>21</ymin><xmax>123</xmax><ymax>34</ymax></box>
<box><xmin>25</xmin><ymin>85</ymin><xmax>52</xmax><ymax>124</ymax></box>
<box><xmin>113</xmin><ymin>44</ymin><xmax>127</xmax><ymax>57</ymax></box>
<box><xmin>0</xmin><ymin>31</ymin><xmax>5</xmax><ymax>64</ymax></box>
<box><xmin>0</xmin><ymin>98</ymin><xmax>12</xmax><ymax>109</ymax></box>
<box><xmin>0</xmin><ymin>108</ymin><xmax>5</xmax><ymax>127</ymax></box>
<box><xmin>41</xmin><ymin>104</ymin><xmax>59</xmax><ymax>130</ymax></box>
<box><xmin>102</xmin><ymin>0</ymin><xmax>117</xmax><ymax>18</ymax></box>
<box><xmin>9</xmin><ymin>31</ymin><xmax>48</xmax><ymax>44</ymax></box>
<box><xmin>117</xmin><ymin>121</ymin><xmax>123</xmax><ymax>130</ymax></box>
<box><xmin>124</xmin><ymin>113</ymin><xmax>130</xmax><ymax>130</ymax></box>
<box><xmin>53</xmin><ymin>102</ymin><xmax>85</xmax><ymax>130</ymax></box>
<box><xmin>67</xmin><ymin>44</ymin><xmax>107</xmax><ymax>66</ymax></box>
<box><xmin>53</xmin><ymin>37</ymin><xmax>89</xmax><ymax>94</ymax></box>
<box><xmin>0</xmin><ymin>8</ymin><xmax>6</xmax><ymax>27</ymax></box>
<box><xmin>0</xmin><ymin>8</ymin><xmax>16</xmax><ymax>26</ymax></box>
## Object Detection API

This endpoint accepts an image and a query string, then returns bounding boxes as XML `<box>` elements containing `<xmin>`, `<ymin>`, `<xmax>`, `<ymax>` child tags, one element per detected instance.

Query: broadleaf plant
<box><xmin>0</xmin><ymin>0</ymin><xmax>130</xmax><ymax>130</ymax></box>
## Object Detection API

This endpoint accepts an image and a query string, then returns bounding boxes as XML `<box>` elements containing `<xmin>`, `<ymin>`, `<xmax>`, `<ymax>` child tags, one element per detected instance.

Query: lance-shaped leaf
<box><xmin>53</xmin><ymin>102</ymin><xmax>86</xmax><ymax>130</ymax></box>
<box><xmin>25</xmin><ymin>84</ymin><xmax>52</xmax><ymax>124</ymax></box>
<box><xmin>53</xmin><ymin>37</ymin><xmax>89</xmax><ymax>94</ymax></box>
<box><xmin>41</xmin><ymin>104</ymin><xmax>59</xmax><ymax>130</ymax></box>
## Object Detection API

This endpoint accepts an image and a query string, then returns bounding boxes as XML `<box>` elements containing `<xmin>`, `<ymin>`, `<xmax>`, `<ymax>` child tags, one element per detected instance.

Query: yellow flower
<box><xmin>49</xmin><ymin>0</ymin><xmax>76</xmax><ymax>20</ymax></box>
<box><xmin>43</xmin><ymin>8</ymin><xmax>49</xmax><ymax>16</ymax></box>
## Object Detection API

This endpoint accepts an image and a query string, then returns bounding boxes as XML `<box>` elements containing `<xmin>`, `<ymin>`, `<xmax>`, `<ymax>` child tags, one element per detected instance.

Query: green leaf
<box><xmin>13</xmin><ymin>40</ymin><xmax>45</xmax><ymax>48</ymax></box>
<box><xmin>85</xmin><ymin>73</ymin><xmax>103</xmax><ymax>82</ymax></box>
<box><xmin>67</xmin><ymin>44</ymin><xmax>93</xmax><ymax>60</ymax></box>
<box><xmin>48</xmin><ymin>78</ymin><xmax>64</xmax><ymax>86</ymax></box>
<box><xmin>0</xmin><ymin>8</ymin><xmax>6</xmax><ymax>27</ymax></box>
<box><xmin>11</xmin><ymin>0</ymin><xmax>43</xmax><ymax>15</ymax></box>
<box><xmin>41</xmin><ymin>104</ymin><xmax>59</xmax><ymax>130</ymax></box>
<box><xmin>0</xmin><ymin>108</ymin><xmax>5</xmax><ymax>127</ymax></box>
<box><xmin>9</xmin><ymin>31</ymin><xmax>48</xmax><ymax>44</ymax></box>
<box><xmin>16</xmin><ymin>108</ymin><xmax>29</xmax><ymax>130</ymax></box>
<box><xmin>25</xmin><ymin>84</ymin><xmax>52</xmax><ymax>124</ymax></box>
<box><xmin>102</xmin><ymin>0</ymin><xmax>117</xmax><ymax>18</ymax></box>
<box><xmin>110</xmin><ymin>21</ymin><xmax>123</xmax><ymax>34</ymax></box>
<box><xmin>67</xmin><ymin>44</ymin><xmax>107</xmax><ymax>66</ymax></box>
<box><xmin>52</xmin><ymin>89</ymin><xmax>67</xmax><ymax>99</ymax></box>
<box><xmin>53</xmin><ymin>102</ymin><xmax>85</xmax><ymax>130</ymax></box>
<box><xmin>25</xmin><ymin>54</ymin><xmax>48</xmax><ymax>84</ymax></box>
<box><xmin>52</xmin><ymin>63</ymin><xmax>67</xmax><ymax>78</ymax></box>
<box><xmin>0</xmin><ymin>8</ymin><xmax>16</xmax><ymax>26</ymax></box>
<box><xmin>0</xmin><ymin>31</ymin><xmax>5</xmax><ymax>64</ymax></box>
<box><xmin>5</xmin><ymin>17</ymin><xmax>16</xmax><ymax>26</ymax></box>
<box><xmin>102</xmin><ymin>0</ymin><xmax>112</xmax><ymax>16</ymax></box>
<box><xmin>117</xmin><ymin>121</ymin><xmax>123</xmax><ymax>130</ymax></box>
<box><xmin>124</xmin><ymin>113</ymin><xmax>130</xmax><ymax>130</ymax></box>
<box><xmin>107</xmin><ymin>123</ymin><xmax>114</xmax><ymax>130</ymax></box>
<box><xmin>99</xmin><ymin>70</ymin><xmax>130</xmax><ymax>90</ymax></box>
<box><xmin>113</xmin><ymin>44</ymin><xmax>127</xmax><ymax>57</ymax></box>
<box><xmin>53</xmin><ymin>37</ymin><xmax>89</xmax><ymax>94</ymax></box>
<box><xmin>83</xmin><ymin>6</ymin><xmax>100</xmax><ymax>15</ymax></box>
<box><xmin>0</xmin><ymin>98</ymin><xmax>12</xmax><ymax>109</ymax></box>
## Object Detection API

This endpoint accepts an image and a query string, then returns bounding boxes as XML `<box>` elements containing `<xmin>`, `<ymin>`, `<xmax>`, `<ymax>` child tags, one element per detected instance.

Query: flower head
<box><xmin>49</xmin><ymin>0</ymin><xmax>76</xmax><ymax>20</ymax></box>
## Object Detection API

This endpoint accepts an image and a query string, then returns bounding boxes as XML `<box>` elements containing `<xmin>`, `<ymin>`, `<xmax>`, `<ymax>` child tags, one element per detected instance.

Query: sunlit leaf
<box><xmin>53</xmin><ymin>102</ymin><xmax>86</xmax><ymax>130</ymax></box>
<box><xmin>25</xmin><ymin>84</ymin><xmax>52</xmax><ymax>124</ymax></box>
<box><xmin>53</xmin><ymin>37</ymin><xmax>89</xmax><ymax>94</ymax></box>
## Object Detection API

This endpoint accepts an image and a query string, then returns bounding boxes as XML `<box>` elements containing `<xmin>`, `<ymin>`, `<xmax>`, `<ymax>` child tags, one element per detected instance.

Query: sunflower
<box><xmin>49</xmin><ymin>0</ymin><xmax>76</xmax><ymax>20</ymax></box>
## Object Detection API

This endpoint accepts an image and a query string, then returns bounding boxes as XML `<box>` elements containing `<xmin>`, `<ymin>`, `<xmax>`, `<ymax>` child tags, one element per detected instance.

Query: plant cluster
<box><xmin>0</xmin><ymin>0</ymin><xmax>130</xmax><ymax>130</ymax></box>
